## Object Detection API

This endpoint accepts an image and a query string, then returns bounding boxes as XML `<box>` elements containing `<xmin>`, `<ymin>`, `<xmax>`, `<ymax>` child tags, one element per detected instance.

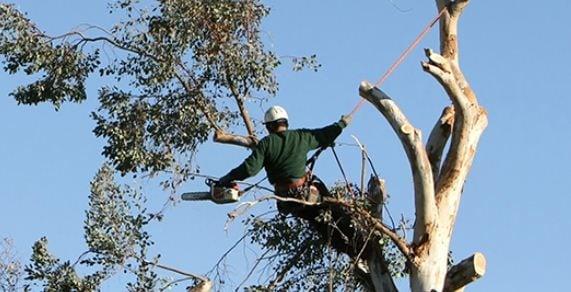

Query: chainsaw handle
<box><xmin>205</xmin><ymin>178</ymin><xmax>218</xmax><ymax>187</ymax></box>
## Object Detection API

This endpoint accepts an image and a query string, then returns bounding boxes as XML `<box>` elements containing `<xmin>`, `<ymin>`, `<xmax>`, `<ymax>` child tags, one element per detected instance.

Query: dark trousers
<box><xmin>276</xmin><ymin>177</ymin><xmax>373</xmax><ymax>260</ymax></box>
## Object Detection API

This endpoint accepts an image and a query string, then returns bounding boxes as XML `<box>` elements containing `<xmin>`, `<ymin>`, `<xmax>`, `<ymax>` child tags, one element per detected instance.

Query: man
<box><xmin>218</xmin><ymin>105</ymin><xmax>351</xmax><ymax>213</ymax></box>
<box><xmin>219</xmin><ymin>105</ymin><xmax>374</xmax><ymax>259</ymax></box>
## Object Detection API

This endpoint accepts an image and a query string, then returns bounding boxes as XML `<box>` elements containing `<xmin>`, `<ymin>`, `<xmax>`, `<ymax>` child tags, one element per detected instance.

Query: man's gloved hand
<box><xmin>217</xmin><ymin>175</ymin><xmax>232</xmax><ymax>187</ymax></box>
<box><xmin>339</xmin><ymin>114</ymin><xmax>352</xmax><ymax>127</ymax></box>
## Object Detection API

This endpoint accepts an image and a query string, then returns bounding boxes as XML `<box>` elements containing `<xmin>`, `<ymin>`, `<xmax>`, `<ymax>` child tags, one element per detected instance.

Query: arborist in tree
<box><xmin>218</xmin><ymin>105</ymin><xmax>351</xmax><ymax>216</ymax></box>
<box><xmin>218</xmin><ymin>106</ymin><xmax>376</xmax><ymax>258</ymax></box>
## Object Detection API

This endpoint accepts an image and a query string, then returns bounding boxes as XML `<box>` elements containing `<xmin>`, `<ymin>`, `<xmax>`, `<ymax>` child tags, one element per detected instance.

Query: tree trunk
<box><xmin>362</xmin><ymin>1</ymin><xmax>487</xmax><ymax>291</ymax></box>
<box><xmin>409</xmin><ymin>1</ymin><xmax>487</xmax><ymax>291</ymax></box>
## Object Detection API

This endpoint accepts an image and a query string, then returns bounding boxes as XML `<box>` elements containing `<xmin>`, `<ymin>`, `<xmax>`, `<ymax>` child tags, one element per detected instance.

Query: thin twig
<box><xmin>207</xmin><ymin>232</ymin><xmax>250</xmax><ymax>276</ymax></box>
<box><xmin>235</xmin><ymin>249</ymin><xmax>271</xmax><ymax>291</ymax></box>
<box><xmin>71</xmin><ymin>250</ymin><xmax>93</xmax><ymax>268</ymax></box>
<box><xmin>383</xmin><ymin>204</ymin><xmax>397</xmax><ymax>230</ymax></box>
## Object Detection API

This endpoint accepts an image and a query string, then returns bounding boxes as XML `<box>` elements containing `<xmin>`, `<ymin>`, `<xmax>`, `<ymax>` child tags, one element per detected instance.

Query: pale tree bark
<box><xmin>360</xmin><ymin>0</ymin><xmax>487</xmax><ymax>291</ymax></box>
<box><xmin>213</xmin><ymin>130</ymin><xmax>257</xmax><ymax>148</ymax></box>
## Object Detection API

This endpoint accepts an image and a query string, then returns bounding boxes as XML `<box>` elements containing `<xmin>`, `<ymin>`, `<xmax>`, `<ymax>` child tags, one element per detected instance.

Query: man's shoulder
<box><xmin>259</xmin><ymin>132</ymin><xmax>284</xmax><ymax>144</ymax></box>
<box><xmin>292</xmin><ymin>122</ymin><xmax>340</xmax><ymax>134</ymax></box>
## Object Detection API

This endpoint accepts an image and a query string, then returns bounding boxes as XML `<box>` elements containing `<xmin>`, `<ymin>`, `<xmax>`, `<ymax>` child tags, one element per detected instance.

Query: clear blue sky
<box><xmin>1</xmin><ymin>0</ymin><xmax>570</xmax><ymax>291</ymax></box>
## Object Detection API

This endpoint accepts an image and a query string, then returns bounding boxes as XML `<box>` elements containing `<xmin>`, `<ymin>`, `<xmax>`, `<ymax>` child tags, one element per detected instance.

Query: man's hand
<box><xmin>217</xmin><ymin>176</ymin><xmax>240</xmax><ymax>190</ymax></box>
<box><xmin>217</xmin><ymin>175</ymin><xmax>232</xmax><ymax>187</ymax></box>
<box><xmin>340</xmin><ymin>114</ymin><xmax>352</xmax><ymax>127</ymax></box>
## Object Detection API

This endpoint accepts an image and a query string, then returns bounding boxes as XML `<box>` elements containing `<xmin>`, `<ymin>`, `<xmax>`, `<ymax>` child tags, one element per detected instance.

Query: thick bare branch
<box><xmin>359</xmin><ymin>81</ymin><xmax>436</xmax><ymax>244</ymax></box>
<box><xmin>436</xmin><ymin>109</ymin><xmax>487</xmax><ymax>225</ymax></box>
<box><xmin>422</xmin><ymin>9</ymin><xmax>487</xmax><ymax>213</ymax></box>
<box><xmin>422</xmin><ymin>49</ymin><xmax>471</xmax><ymax>111</ymax></box>
<box><xmin>426</xmin><ymin>106</ymin><xmax>454</xmax><ymax>183</ymax></box>
<box><xmin>141</xmin><ymin>260</ymin><xmax>212</xmax><ymax>292</ymax></box>
<box><xmin>421</xmin><ymin>48</ymin><xmax>485</xmax><ymax>206</ymax></box>
<box><xmin>435</xmin><ymin>0</ymin><xmax>457</xmax><ymax>61</ymax></box>
<box><xmin>213</xmin><ymin>130</ymin><xmax>257</xmax><ymax>148</ymax></box>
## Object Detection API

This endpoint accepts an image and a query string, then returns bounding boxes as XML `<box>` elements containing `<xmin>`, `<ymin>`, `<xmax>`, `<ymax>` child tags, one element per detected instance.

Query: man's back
<box><xmin>261</xmin><ymin>129</ymin><xmax>319</xmax><ymax>184</ymax></box>
<box><xmin>220</xmin><ymin>121</ymin><xmax>347</xmax><ymax>185</ymax></box>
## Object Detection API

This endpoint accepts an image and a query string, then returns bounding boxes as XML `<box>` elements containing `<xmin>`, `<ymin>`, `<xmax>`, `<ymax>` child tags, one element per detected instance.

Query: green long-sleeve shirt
<box><xmin>222</xmin><ymin>120</ymin><xmax>347</xmax><ymax>185</ymax></box>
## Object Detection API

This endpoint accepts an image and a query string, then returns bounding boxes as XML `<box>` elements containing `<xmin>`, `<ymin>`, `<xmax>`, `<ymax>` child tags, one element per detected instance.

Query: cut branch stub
<box><xmin>443</xmin><ymin>252</ymin><xmax>486</xmax><ymax>292</ymax></box>
<box><xmin>366</xmin><ymin>175</ymin><xmax>387</xmax><ymax>222</ymax></box>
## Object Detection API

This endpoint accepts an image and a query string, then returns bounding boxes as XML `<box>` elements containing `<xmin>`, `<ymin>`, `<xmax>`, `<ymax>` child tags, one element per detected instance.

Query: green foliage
<box><xmin>242</xmin><ymin>214</ymin><xmax>360</xmax><ymax>291</ymax></box>
<box><xmin>24</xmin><ymin>165</ymin><xmax>161</xmax><ymax>291</ymax></box>
<box><xmin>24</xmin><ymin>237</ymin><xmax>100</xmax><ymax>291</ymax></box>
<box><xmin>0</xmin><ymin>4</ymin><xmax>99</xmax><ymax>109</ymax></box>
<box><xmin>292</xmin><ymin>54</ymin><xmax>321</xmax><ymax>72</ymax></box>
<box><xmin>328</xmin><ymin>182</ymin><xmax>408</xmax><ymax>278</ymax></box>
<box><xmin>84</xmin><ymin>165</ymin><xmax>155</xmax><ymax>268</ymax></box>
<box><xmin>1</xmin><ymin>0</ymin><xmax>279</xmax><ymax>174</ymax></box>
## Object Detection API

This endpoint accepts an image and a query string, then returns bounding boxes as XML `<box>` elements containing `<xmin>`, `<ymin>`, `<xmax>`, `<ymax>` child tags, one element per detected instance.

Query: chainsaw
<box><xmin>181</xmin><ymin>178</ymin><xmax>241</xmax><ymax>204</ymax></box>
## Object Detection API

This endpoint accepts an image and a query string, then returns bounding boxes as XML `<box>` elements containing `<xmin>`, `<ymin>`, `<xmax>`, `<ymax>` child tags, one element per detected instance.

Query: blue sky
<box><xmin>1</xmin><ymin>0</ymin><xmax>570</xmax><ymax>291</ymax></box>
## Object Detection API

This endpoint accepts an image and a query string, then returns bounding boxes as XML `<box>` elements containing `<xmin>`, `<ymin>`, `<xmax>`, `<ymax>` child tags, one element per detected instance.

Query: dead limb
<box><xmin>213</xmin><ymin>130</ymin><xmax>257</xmax><ymax>148</ymax></box>
<box><xmin>142</xmin><ymin>260</ymin><xmax>211</xmax><ymax>292</ymax></box>
<box><xmin>424</xmin><ymin>0</ymin><xmax>488</xmax><ymax>223</ymax></box>
<box><xmin>359</xmin><ymin>82</ymin><xmax>436</xmax><ymax>245</ymax></box>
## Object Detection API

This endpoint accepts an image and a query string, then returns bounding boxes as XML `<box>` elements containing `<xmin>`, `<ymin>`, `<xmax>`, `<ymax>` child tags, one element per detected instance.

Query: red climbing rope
<box><xmin>348</xmin><ymin>7</ymin><xmax>448</xmax><ymax>118</ymax></box>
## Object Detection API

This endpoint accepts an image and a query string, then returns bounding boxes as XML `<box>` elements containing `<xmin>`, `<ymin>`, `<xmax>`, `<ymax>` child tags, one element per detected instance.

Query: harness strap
<box><xmin>330</xmin><ymin>144</ymin><xmax>353</xmax><ymax>194</ymax></box>
<box><xmin>306</xmin><ymin>146</ymin><xmax>327</xmax><ymax>173</ymax></box>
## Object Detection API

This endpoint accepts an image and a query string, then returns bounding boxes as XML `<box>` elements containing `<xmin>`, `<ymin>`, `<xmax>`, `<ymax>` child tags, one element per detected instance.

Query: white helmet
<box><xmin>263</xmin><ymin>105</ymin><xmax>288</xmax><ymax>124</ymax></box>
